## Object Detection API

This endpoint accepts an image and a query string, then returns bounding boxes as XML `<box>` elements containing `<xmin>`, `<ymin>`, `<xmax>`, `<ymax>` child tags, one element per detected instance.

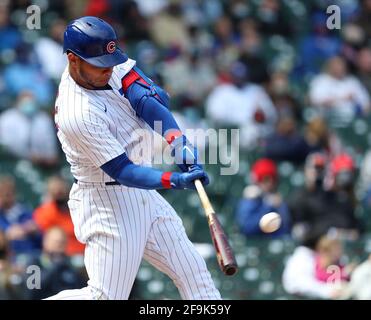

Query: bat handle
<box><xmin>194</xmin><ymin>179</ymin><xmax>215</xmax><ymax>219</ymax></box>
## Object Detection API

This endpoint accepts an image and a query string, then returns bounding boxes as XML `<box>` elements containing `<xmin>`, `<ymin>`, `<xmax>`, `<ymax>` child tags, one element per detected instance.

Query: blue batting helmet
<box><xmin>63</xmin><ymin>16</ymin><xmax>127</xmax><ymax>68</ymax></box>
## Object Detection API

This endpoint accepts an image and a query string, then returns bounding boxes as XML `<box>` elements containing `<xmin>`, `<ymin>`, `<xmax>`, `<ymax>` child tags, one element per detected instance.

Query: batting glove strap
<box><xmin>161</xmin><ymin>172</ymin><xmax>173</xmax><ymax>189</ymax></box>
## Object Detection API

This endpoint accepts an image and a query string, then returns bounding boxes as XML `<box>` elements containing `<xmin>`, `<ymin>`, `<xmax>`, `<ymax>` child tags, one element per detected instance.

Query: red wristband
<box><xmin>165</xmin><ymin>129</ymin><xmax>182</xmax><ymax>144</ymax></box>
<box><xmin>161</xmin><ymin>172</ymin><xmax>173</xmax><ymax>189</ymax></box>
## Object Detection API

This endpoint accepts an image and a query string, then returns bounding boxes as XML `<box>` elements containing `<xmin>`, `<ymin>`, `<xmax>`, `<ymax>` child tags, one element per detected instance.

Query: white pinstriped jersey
<box><xmin>55</xmin><ymin>59</ymin><xmax>153</xmax><ymax>183</ymax></box>
<box><xmin>48</xmin><ymin>58</ymin><xmax>221</xmax><ymax>300</ymax></box>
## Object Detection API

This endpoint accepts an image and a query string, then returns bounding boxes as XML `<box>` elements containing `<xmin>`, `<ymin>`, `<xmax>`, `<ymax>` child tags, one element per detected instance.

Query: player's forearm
<box><xmin>140</xmin><ymin>96</ymin><xmax>181</xmax><ymax>139</ymax></box>
<box><xmin>101</xmin><ymin>153</ymin><xmax>208</xmax><ymax>190</ymax></box>
<box><xmin>117</xmin><ymin>163</ymin><xmax>172</xmax><ymax>189</ymax></box>
<box><xmin>114</xmin><ymin>164</ymin><xmax>209</xmax><ymax>190</ymax></box>
<box><xmin>101</xmin><ymin>153</ymin><xmax>168</xmax><ymax>189</ymax></box>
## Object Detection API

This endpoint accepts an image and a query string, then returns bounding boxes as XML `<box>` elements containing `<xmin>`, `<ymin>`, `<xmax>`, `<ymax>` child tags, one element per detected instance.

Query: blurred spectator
<box><xmin>289</xmin><ymin>153</ymin><xmax>325</xmax><ymax>241</ymax></box>
<box><xmin>48</xmin><ymin>0</ymin><xmax>73</xmax><ymax>21</ymax></box>
<box><xmin>304</xmin><ymin>117</ymin><xmax>342</xmax><ymax>156</ymax></box>
<box><xmin>119</xmin><ymin>1</ymin><xmax>150</xmax><ymax>43</ymax></box>
<box><xmin>0</xmin><ymin>230</ymin><xmax>11</xmax><ymax>299</ymax></box>
<box><xmin>0</xmin><ymin>176</ymin><xmax>41</xmax><ymax>257</ymax></box>
<box><xmin>24</xmin><ymin>227</ymin><xmax>86</xmax><ymax>300</ymax></box>
<box><xmin>46</xmin><ymin>0</ymin><xmax>79</xmax><ymax>20</ymax></box>
<box><xmin>134</xmin><ymin>0</ymin><xmax>169</xmax><ymax>17</ymax></box>
<box><xmin>289</xmin><ymin>153</ymin><xmax>361</xmax><ymax>242</ymax></box>
<box><xmin>341</xmin><ymin>23</ymin><xmax>367</xmax><ymax>65</ymax></box>
<box><xmin>282</xmin><ymin>228</ymin><xmax>346</xmax><ymax>299</ymax></box>
<box><xmin>339</xmin><ymin>254</ymin><xmax>371</xmax><ymax>300</ymax></box>
<box><xmin>309</xmin><ymin>56</ymin><xmax>370</xmax><ymax>125</ymax></box>
<box><xmin>211</xmin><ymin>15</ymin><xmax>240</xmax><ymax>73</ymax></box>
<box><xmin>225</xmin><ymin>0</ymin><xmax>251</xmax><ymax>24</ymax></box>
<box><xmin>353</xmin><ymin>0</ymin><xmax>371</xmax><ymax>40</ymax></box>
<box><xmin>206</xmin><ymin>61</ymin><xmax>277</xmax><ymax>149</ymax></box>
<box><xmin>84</xmin><ymin>0</ymin><xmax>110</xmax><ymax>19</ymax></box>
<box><xmin>358</xmin><ymin>149</ymin><xmax>371</xmax><ymax>211</ymax></box>
<box><xmin>149</xmin><ymin>2</ymin><xmax>191</xmax><ymax>52</ymax></box>
<box><xmin>295</xmin><ymin>12</ymin><xmax>342</xmax><ymax>79</ymax></box>
<box><xmin>3</xmin><ymin>42</ymin><xmax>54</xmax><ymax>106</ymax></box>
<box><xmin>328</xmin><ymin>153</ymin><xmax>356</xmax><ymax>192</ymax></box>
<box><xmin>315</xmin><ymin>234</ymin><xmax>352</xmax><ymax>283</ymax></box>
<box><xmin>254</xmin><ymin>0</ymin><xmax>292</xmax><ymax>37</ymax></box>
<box><xmin>9</xmin><ymin>0</ymin><xmax>32</xmax><ymax>11</ymax></box>
<box><xmin>0</xmin><ymin>1</ymin><xmax>22</xmax><ymax>54</ymax></box>
<box><xmin>355</xmin><ymin>47</ymin><xmax>371</xmax><ymax>95</ymax></box>
<box><xmin>161</xmin><ymin>48</ymin><xmax>217</xmax><ymax>105</ymax></box>
<box><xmin>133</xmin><ymin>40</ymin><xmax>160</xmax><ymax>77</ymax></box>
<box><xmin>238</xmin><ymin>19</ymin><xmax>269</xmax><ymax>84</ymax></box>
<box><xmin>186</xmin><ymin>22</ymin><xmax>214</xmax><ymax>56</ymax></box>
<box><xmin>0</xmin><ymin>230</ymin><xmax>24</xmax><ymax>299</ymax></box>
<box><xmin>263</xmin><ymin>116</ymin><xmax>311</xmax><ymax>164</ymax></box>
<box><xmin>235</xmin><ymin>158</ymin><xmax>291</xmax><ymax>237</ymax></box>
<box><xmin>0</xmin><ymin>91</ymin><xmax>59</xmax><ymax>167</ymax></box>
<box><xmin>268</xmin><ymin>71</ymin><xmax>301</xmax><ymax>120</ymax></box>
<box><xmin>34</xmin><ymin>19</ymin><xmax>68</xmax><ymax>82</ymax></box>
<box><xmin>327</xmin><ymin>154</ymin><xmax>361</xmax><ymax>241</ymax></box>
<box><xmin>33</xmin><ymin>176</ymin><xmax>85</xmax><ymax>257</ymax></box>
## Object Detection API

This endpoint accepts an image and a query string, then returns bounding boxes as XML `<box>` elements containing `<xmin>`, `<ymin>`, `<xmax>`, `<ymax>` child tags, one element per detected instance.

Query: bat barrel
<box><xmin>195</xmin><ymin>179</ymin><xmax>238</xmax><ymax>276</ymax></box>
<box><xmin>209</xmin><ymin>215</ymin><xmax>238</xmax><ymax>277</ymax></box>
<box><xmin>223</xmin><ymin>264</ymin><xmax>238</xmax><ymax>276</ymax></box>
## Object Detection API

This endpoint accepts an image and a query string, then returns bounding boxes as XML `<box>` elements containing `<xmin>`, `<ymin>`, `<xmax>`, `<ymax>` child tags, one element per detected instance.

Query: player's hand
<box><xmin>171</xmin><ymin>135</ymin><xmax>200</xmax><ymax>172</ymax></box>
<box><xmin>188</xmin><ymin>165</ymin><xmax>209</xmax><ymax>186</ymax></box>
<box><xmin>170</xmin><ymin>167</ymin><xmax>209</xmax><ymax>190</ymax></box>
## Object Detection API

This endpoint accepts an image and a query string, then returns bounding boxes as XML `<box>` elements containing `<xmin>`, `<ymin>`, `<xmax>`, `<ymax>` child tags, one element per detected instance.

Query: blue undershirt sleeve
<box><xmin>140</xmin><ymin>96</ymin><xmax>180</xmax><ymax>135</ymax></box>
<box><xmin>101</xmin><ymin>152</ymin><xmax>165</xmax><ymax>189</ymax></box>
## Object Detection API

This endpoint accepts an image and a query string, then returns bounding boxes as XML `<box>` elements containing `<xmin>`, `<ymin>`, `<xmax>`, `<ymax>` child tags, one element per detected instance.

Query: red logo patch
<box><xmin>106</xmin><ymin>41</ymin><xmax>116</xmax><ymax>53</ymax></box>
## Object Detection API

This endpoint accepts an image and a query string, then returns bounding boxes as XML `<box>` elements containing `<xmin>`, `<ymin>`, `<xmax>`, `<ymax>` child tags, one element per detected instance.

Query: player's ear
<box><xmin>67</xmin><ymin>52</ymin><xmax>78</xmax><ymax>66</ymax></box>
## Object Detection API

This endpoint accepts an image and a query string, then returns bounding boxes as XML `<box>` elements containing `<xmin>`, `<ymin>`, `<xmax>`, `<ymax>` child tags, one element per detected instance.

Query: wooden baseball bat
<box><xmin>194</xmin><ymin>179</ymin><xmax>238</xmax><ymax>276</ymax></box>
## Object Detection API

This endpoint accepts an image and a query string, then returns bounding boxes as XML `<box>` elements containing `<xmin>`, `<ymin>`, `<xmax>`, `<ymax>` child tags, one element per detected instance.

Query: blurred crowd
<box><xmin>0</xmin><ymin>0</ymin><xmax>371</xmax><ymax>299</ymax></box>
<box><xmin>0</xmin><ymin>175</ymin><xmax>86</xmax><ymax>299</ymax></box>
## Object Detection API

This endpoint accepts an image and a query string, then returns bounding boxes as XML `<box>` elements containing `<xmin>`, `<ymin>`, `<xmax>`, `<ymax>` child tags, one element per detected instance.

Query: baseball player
<box><xmin>48</xmin><ymin>16</ymin><xmax>221</xmax><ymax>300</ymax></box>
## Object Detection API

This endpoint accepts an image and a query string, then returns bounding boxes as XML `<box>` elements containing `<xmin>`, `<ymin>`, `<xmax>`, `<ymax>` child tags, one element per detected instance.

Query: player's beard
<box><xmin>78</xmin><ymin>64</ymin><xmax>110</xmax><ymax>89</ymax></box>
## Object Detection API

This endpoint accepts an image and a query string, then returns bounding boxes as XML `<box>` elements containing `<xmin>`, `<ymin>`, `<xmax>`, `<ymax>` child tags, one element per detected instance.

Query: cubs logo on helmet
<box><xmin>106</xmin><ymin>41</ymin><xmax>116</xmax><ymax>54</ymax></box>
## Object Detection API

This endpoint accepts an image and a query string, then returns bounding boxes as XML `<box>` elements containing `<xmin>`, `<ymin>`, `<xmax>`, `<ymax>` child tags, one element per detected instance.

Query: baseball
<box><xmin>259</xmin><ymin>212</ymin><xmax>281</xmax><ymax>233</ymax></box>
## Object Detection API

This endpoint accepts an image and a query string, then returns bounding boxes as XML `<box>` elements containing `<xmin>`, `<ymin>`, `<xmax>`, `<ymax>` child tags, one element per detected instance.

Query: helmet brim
<box><xmin>83</xmin><ymin>48</ymin><xmax>128</xmax><ymax>68</ymax></box>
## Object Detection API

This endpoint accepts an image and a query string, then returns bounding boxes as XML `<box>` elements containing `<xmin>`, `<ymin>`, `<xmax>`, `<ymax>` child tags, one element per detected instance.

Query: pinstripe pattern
<box><xmin>144</xmin><ymin>191</ymin><xmax>220</xmax><ymax>299</ymax></box>
<box><xmin>48</xmin><ymin>60</ymin><xmax>221</xmax><ymax>300</ymax></box>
